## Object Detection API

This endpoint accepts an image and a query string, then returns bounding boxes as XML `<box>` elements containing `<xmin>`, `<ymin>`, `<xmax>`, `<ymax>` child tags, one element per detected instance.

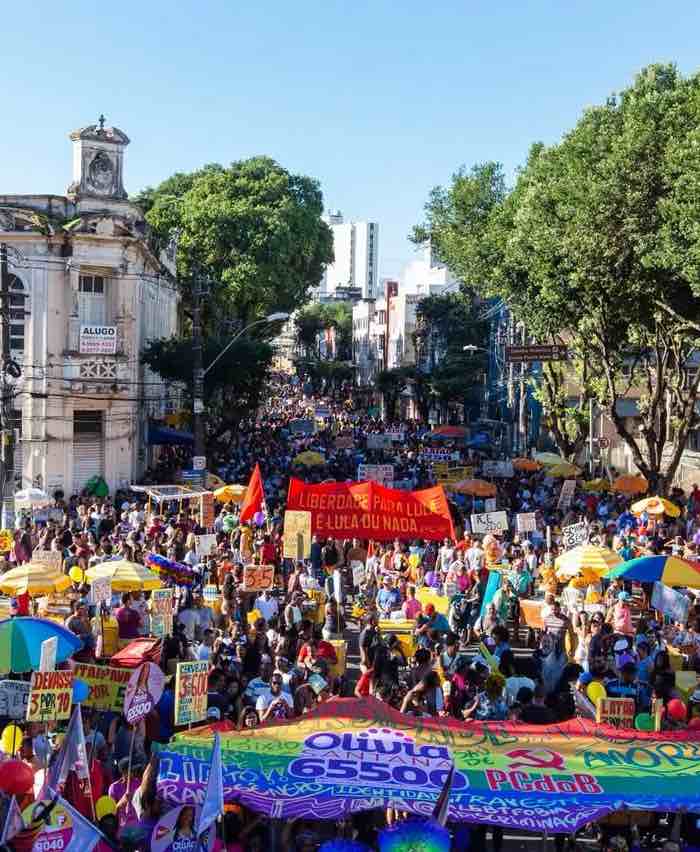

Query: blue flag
<box><xmin>196</xmin><ymin>732</ymin><xmax>223</xmax><ymax>839</ymax></box>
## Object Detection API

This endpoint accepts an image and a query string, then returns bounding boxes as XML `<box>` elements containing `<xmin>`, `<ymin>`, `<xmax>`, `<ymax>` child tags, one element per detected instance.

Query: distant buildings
<box><xmin>319</xmin><ymin>211</ymin><xmax>378</xmax><ymax>300</ymax></box>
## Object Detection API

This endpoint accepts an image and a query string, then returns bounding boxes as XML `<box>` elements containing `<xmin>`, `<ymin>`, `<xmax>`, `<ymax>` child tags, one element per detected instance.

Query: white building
<box><xmin>0</xmin><ymin>120</ymin><xmax>180</xmax><ymax>497</ymax></box>
<box><xmin>320</xmin><ymin>211</ymin><xmax>378</xmax><ymax>300</ymax></box>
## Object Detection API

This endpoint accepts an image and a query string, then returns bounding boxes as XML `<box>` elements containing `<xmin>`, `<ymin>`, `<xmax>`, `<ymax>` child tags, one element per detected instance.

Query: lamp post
<box><xmin>192</xmin><ymin>311</ymin><xmax>290</xmax><ymax>467</ymax></box>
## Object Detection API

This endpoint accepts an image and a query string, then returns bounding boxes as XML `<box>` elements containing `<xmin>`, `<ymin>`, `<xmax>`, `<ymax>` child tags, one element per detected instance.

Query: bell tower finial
<box><xmin>98</xmin><ymin>114</ymin><xmax>106</xmax><ymax>132</ymax></box>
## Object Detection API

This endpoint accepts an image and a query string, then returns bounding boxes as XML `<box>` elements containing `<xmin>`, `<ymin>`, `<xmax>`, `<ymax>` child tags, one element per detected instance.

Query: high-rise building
<box><xmin>320</xmin><ymin>211</ymin><xmax>378</xmax><ymax>300</ymax></box>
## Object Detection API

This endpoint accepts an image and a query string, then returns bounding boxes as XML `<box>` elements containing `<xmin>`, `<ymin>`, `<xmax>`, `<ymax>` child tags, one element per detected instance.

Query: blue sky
<box><xmin>2</xmin><ymin>2</ymin><xmax>699</xmax><ymax>278</ymax></box>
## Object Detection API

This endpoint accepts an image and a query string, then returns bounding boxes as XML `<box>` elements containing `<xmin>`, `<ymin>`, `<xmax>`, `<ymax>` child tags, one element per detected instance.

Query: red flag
<box><xmin>239</xmin><ymin>463</ymin><xmax>264</xmax><ymax>523</ymax></box>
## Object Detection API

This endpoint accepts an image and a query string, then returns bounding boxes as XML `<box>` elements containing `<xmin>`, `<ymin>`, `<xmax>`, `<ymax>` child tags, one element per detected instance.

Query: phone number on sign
<box><xmin>289</xmin><ymin>758</ymin><xmax>467</xmax><ymax>789</ymax></box>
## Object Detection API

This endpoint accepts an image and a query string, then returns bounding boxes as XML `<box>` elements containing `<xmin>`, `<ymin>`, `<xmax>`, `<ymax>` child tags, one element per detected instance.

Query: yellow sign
<box><xmin>416</xmin><ymin>587</ymin><xmax>449</xmax><ymax>615</ymax></box>
<box><xmin>27</xmin><ymin>670</ymin><xmax>73</xmax><ymax>721</ymax></box>
<box><xmin>282</xmin><ymin>510</ymin><xmax>312</xmax><ymax>560</ymax></box>
<box><xmin>72</xmin><ymin>663</ymin><xmax>133</xmax><ymax>711</ymax></box>
<box><xmin>174</xmin><ymin>660</ymin><xmax>208</xmax><ymax>726</ymax></box>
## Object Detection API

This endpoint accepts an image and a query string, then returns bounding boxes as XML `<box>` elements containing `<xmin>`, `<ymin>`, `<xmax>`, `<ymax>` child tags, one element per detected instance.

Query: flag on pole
<box><xmin>239</xmin><ymin>463</ymin><xmax>263</xmax><ymax>523</ymax></box>
<box><xmin>44</xmin><ymin>705</ymin><xmax>90</xmax><ymax>794</ymax></box>
<box><xmin>49</xmin><ymin>790</ymin><xmax>105</xmax><ymax>852</ymax></box>
<box><xmin>196</xmin><ymin>733</ymin><xmax>223</xmax><ymax>840</ymax></box>
<box><xmin>0</xmin><ymin>796</ymin><xmax>24</xmax><ymax>844</ymax></box>
<box><xmin>431</xmin><ymin>762</ymin><xmax>455</xmax><ymax>826</ymax></box>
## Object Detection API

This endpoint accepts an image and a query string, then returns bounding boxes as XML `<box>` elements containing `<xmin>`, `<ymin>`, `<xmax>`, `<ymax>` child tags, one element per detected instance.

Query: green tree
<box><xmin>294</xmin><ymin>301</ymin><xmax>353</xmax><ymax>361</ymax></box>
<box><xmin>136</xmin><ymin>157</ymin><xmax>333</xmax><ymax>330</ymax></box>
<box><xmin>375</xmin><ymin>368</ymin><xmax>407</xmax><ymax>421</ymax></box>
<box><xmin>415</xmin><ymin>65</ymin><xmax>700</xmax><ymax>490</ymax></box>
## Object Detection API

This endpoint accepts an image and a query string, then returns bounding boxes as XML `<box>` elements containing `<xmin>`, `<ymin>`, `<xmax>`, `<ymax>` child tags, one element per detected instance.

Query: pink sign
<box><xmin>123</xmin><ymin>662</ymin><xmax>165</xmax><ymax>724</ymax></box>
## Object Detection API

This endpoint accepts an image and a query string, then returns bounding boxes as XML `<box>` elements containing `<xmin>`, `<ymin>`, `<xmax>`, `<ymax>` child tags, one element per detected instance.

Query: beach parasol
<box><xmin>605</xmin><ymin>554</ymin><xmax>700</xmax><ymax>587</ymax></box>
<box><xmin>206</xmin><ymin>473</ymin><xmax>227</xmax><ymax>489</ymax></box>
<box><xmin>555</xmin><ymin>545</ymin><xmax>622</xmax><ymax>579</ymax></box>
<box><xmin>534</xmin><ymin>452</ymin><xmax>567</xmax><ymax>466</ymax></box>
<box><xmin>512</xmin><ymin>457</ymin><xmax>542</xmax><ymax>472</ymax></box>
<box><xmin>293</xmin><ymin>451</ymin><xmax>326</xmax><ymax>467</ymax></box>
<box><xmin>0</xmin><ymin>617</ymin><xmax>83</xmax><ymax>672</ymax></box>
<box><xmin>213</xmin><ymin>484</ymin><xmax>247</xmax><ymax>503</ymax></box>
<box><xmin>0</xmin><ymin>562</ymin><xmax>71</xmax><ymax>596</ymax></box>
<box><xmin>548</xmin><ymin>462</ymin><xmax>582</xmax><ymax>478</ymax></box>
<box><xmin>631</xmin><ymin>496</ymin><xmax>681</xmax><ymax>518</ymax></box>
<box><xmin>13</xmin><ymin>488</ymin><xmax>50</xmax><ymax>509</ymax></box>
<box><xmin>85</xmin><ymin>559</ymin><xmax>162</xmax><ymax>591</ymax></box>
<box><xmin>583</xmin><ymin>478</ymin><xmax>610</xmax><ymax>492</ymax></box>
<box><xmin>449</xmin><ymin>478</ymin><xmax>497</xmax><ymax>497</ymax></box>
<box><xmin>611</xmin><ymin>474</ymin><xmax>648</xmax><ymax>495</ymax></box>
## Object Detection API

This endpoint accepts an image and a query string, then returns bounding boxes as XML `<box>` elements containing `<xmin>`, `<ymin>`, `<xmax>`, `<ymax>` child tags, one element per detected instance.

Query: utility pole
<box><xmin>191</xmin><ymin>275</ymin><xmax>207</xmax><ymax>481</ymax></box>
<box><xmin>0</xmin><ymin>243</ymin><xmax>15</xmax><ymax>528</ymax></box>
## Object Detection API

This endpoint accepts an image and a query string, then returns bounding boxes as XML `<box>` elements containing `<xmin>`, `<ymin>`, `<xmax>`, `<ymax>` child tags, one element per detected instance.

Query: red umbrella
<box><xmin>432</xmin><ymin>426</ymin><xmax>468</xmax><ymax>437</ymax></box>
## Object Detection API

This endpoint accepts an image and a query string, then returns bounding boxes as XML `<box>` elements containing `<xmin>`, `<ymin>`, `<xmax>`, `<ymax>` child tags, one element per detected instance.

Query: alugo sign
<box><xmin>505</xmin><ymin>344</ymin><xmax>568</xmax><ymax>363</ymax></box>
<box><xmin>79</xmin><ymin>325</ymin><xmax>117</xmax><ymax>354</ymax></box>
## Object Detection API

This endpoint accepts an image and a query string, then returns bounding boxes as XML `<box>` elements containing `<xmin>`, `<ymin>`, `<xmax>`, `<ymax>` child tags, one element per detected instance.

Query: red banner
<box><xmin>286</xmin><ymin>478</ymin><xmax>455</xmax><ymax>541</ymax></box>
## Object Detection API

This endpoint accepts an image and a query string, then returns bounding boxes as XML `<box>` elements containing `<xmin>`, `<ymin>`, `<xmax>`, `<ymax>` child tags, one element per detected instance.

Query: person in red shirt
<box><xmin>114</xmin><ymin>592</ymin><xmax>142</xmax><ymax>640</ymax></box>
<box><xmin>261</xmin><ymin>534</ymin><xmax>277</xmax><ymax>566</ymax></box>
<box><xmin>297</xmin><ymin>636</ymin><xmax>337</xmax><ymax>666</ymax></box>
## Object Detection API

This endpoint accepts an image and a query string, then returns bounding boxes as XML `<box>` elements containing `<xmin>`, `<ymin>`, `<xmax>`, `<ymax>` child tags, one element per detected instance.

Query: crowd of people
<box><xmin>1</xmin><ymin>374</ymin><xmax>700</xmax><ymax>851</ymax></box>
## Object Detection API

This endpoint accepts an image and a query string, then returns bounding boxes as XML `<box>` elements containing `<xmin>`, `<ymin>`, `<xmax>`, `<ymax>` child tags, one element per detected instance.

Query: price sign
<box><xmin>0</xmin><ymin>680</ymin><xmax>30</xmax><ymax>719</ymax></box>
<box><xmin>243</xmin><ymin>564</ymin><xmax>275</xmax><ymax>592</ymax></box>
<box><xmin>174</xmin><ymin>660</ymin><xmax>209</xmax><ymax>726</ymax></box>
<box><xmin>470</xmin><ymin>511</ymin><xmax>509</xmax><ymax>534</ymax></box>
<box><xmin>596</xmin><ymin>697</ymin><xmax>635</xmax><ymax>729</ymax></box>
<box><xmin>27</xmin><ymin>670</ymin><xmax>73</xmax><ymax>721</ymax></box>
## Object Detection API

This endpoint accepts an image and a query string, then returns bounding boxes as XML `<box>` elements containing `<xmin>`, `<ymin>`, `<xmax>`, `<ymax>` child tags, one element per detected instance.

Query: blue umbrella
<box><xmin>0</xmin><ymin>617</ymin><xmax>83</xmax><ymax>672</ymax></box>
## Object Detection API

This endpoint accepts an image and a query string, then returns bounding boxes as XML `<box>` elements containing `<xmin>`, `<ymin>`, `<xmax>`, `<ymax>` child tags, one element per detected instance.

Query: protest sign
<box><xmin>72</xmin><ymin>663</ymin><xmax>133</xmax><ymax>711</ymax></box>
<box><xmin>39</xmin><ymin>637</ymin><xmax>57</xmax><ymax>673</ymax></box>
<box><xmin>596</xmin><ymin>697</ymin><xmax>635</xmax><ymax>729</ymax></box>
<box><xmin>519</xmin><ymin>599</ymin><xmax>544</xmax><ymax>630</ymax></box>
<box><xmin>27</xmin><ymin>670</ymin><xmax>73</xmax><ymax>721</ymax></box>
<box><xmin>31</xmin><ymin>549</ymin><xmax>62</xmax><ymax>571</ymax></box>
<box><xmin>366</xmin><ymin>434</ymin><xmax>393</xmax><ymax>450</ymax></box>
<box><xmin>357</xmin><ymin>463</ymin><xmax>394</xmax><ymax>486</ymax></box>
<box><xmin>124</xmin><ymin>662</ymin><xmax>165</xmax><ymax>724</ymax></box>
<box><xmin>516</xmin><ymin>513</ymin><xmax>537</xmax><ymax>533</ymax></box>
<box><xmin>420</xmin><ymin>449</ymin><xmax>460</xmax><ymax>463</ymax></box>
<box><xmin>89</xmin><ymin>575</ymin><xmax>112</xmax><ymax>607</ymax></box>
<box><xmin>557</xmin><ymin>479</ymin><xmax>577</xmax><ymax>510</ymax></box>
<box><xmin>21</xmin><ymin>800</ymin><xmax>74</xmax><ymax>852</ymax></box>
<box><xmin>243</xmin><ymin>564</ymin><xmax>275</xmax><ymax>592</ymax></box>
<box><xmin>470</xmin><ymin>511</ymin><xmax>509</xmax><ymax>534</ymax></box>
<box><xmin>651</xmin><ymin>582</ymin><xmax>690</xmax><ymax>624</ymax></box>
<box><xmin>195</xmin><ymin>534</ymin><xmax>217</xmax><ymax>557</ymax></box>
<box><xmin>151</xmin><ymin>587</ymin><xmax>174</xmax><ymax>637</ymax></box>
<box><xmin>351</xmin><ymin>560</ymin><xmax>366</xmax><ymax>587</ymax></box>
<box><xmin>282</xmin><ymin>510</ymin><xmax>312</xmax><ymax>560</ymax></box>
<box><xmin>151</xmin><ymin>805</ymin><xmax>214</xmax><ymax>852</ymax></box>
<box><xmin>482</xmin><ymin>460</ymin><xmax>514</xmax><ymax>478</ymax></box>
<box><xmin>174</xmin><ymin>660</ymin><xmax>209</xmax><ymax>726</ymax></box>
<box><xmin>561</xmin><ymin>521</ymin><xmax>588</xmax><ymax>551</ymax></box>
<box><xmin>0</xmin><ymin>680</ymin><xmax>30</xmax><ymax>719</ymax></box>
<box><xmin>386</xmin><ymin>428</ymin><xmax>404</xmax><ymax>442</ymax></box>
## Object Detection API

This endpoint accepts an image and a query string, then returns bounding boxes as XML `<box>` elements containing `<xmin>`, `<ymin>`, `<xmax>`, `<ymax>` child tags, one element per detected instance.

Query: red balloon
<box><xmin>687</xmin><ymin>717</ymin><xmax>700</xmax><ymax>730</ymax></box>
<box><xmin>0</xmin><ymin>759</ymin><xmax>34</xmax><ymax>794</ymax></box>
<box><xmin>667</xmin><ymin>698</ymin><xmax>688</xmax><ymax>722</ymax></box>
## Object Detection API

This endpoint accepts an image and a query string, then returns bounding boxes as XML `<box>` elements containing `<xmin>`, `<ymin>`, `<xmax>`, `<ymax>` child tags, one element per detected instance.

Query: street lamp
<box><xmin>203</xmin><ymin>311</ymin><xmax>289</xmax><ymax>377</ymax></box>
<box><xmin>463</xmin><ymin>344</ymin><xmax>488</xmax><ymax>353</ymax></box>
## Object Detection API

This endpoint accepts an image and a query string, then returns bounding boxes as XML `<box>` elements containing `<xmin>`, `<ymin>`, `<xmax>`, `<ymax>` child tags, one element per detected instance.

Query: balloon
<box><xmin>253</xmin><ymin>511</ymin><xmax>265</xmax><ymax>527</ymax></box>
<box><xmin>1</xmin><ymin>724</ymin><xmax>23</xmax><ymax>754</ymax></box>
<box><xmin>95</xmin><ymin>795</ymin><xmax>117</xmax><ymax>820</ymax></box>
<box><xmin>667</xmin><ymin>698</ymin><xmax>688</xmax><ymax>722</ymax></box>
<box><xmin>634</xmin><ymin>713</ymin><xmax>655</xmax><ymax>731</ymax></box>
<box><xmin>72</xmin><ymin>678</ymin><xmax>90</xmax><ymax>704</ymax></box>
<box><xmin>223</xmin><ymin>516</ymin><xmax>236</xmax><ymax>533</ymax></box>
<box><xmin>687</xmin><ymin>717</ymin><xmax>700</xmax><ymax>730</ymax></box>
<box><xmin>0</xmin><ymin>759</ymin><xmax>33</xmax><ymax>794</ymax></box>
<box><xmin>586</xmin><ymin>681</ymin><xmax>607</xmax><ymax>705</ymax></box>
<box><xmin>68</xmin><ymin>565</ymin><xmax>84</xmax><ymax>584</ymax></box>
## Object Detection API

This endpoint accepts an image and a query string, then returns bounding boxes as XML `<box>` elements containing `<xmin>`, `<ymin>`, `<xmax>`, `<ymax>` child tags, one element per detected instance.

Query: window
<box><xmin>8</xmin><ymin>275</ymin><xmax>26</xmax><ymax>354</ymax></box>
<box><xmin>79</xmin><ymin>275</ymin><xmax>107</xmax><ymax>325</ymax></box>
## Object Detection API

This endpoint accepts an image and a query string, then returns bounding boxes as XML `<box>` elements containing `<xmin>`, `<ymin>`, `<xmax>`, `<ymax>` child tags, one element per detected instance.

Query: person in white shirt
<box><xmin>197</xmin><ymin>629</ymin><xmax>215</xmax><ymax>661</ymax></box>
<box><xmin>438</xmin><ymin>539</ymin><xmax>455</xmax><ymax>573</ymax></box>
<box><xmin>256</xmin><ymin>673</ymin><xmax>294</xmax><ymax>722</ymax></box>
<box><xmin>255</xmin><ymin>589</ymin><xmax>279</xmax><ymax>623</ymax></box>
<box><xmin>184</xmin><ymin>547</ymin><xmax>199</xmax><ymax>568</ymax></box>
<box><xmin>176</xmin><ymin>600</ymin><xmax>199</xmax><ymax>642</ymax></box>
<box><xmin>466</xmin><ymin>541</ymin><xmax>485</xmax><ymax>573</ymax></box>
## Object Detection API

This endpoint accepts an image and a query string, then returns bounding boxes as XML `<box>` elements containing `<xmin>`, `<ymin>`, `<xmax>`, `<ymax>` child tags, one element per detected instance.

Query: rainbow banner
<box><xmin>156</xmin><ymin>697</ymin><xmax>700</xmax><ymax>833</ymax></box>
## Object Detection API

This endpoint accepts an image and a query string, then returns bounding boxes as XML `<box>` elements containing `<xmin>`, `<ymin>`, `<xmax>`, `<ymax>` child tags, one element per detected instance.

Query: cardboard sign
<box><xmin>39</xmin><ymin>637</ymin><xmax>57</xmax><ymax>673</ymax></box>
<box><xmin>0</xmin><ymin>680</ymin><xmax>30</xmax><ymax>719</ymax></box>
<box><xmin>151</xmin><ymin>588</ymin><xmax>174</xmax><ymax>638</ymax></box>
<box><xmin>562</xmin><ymin>521</ymin><xmax>587</xmax><ymax>551</ymax></box>
<box><xmin>357</xmin><ymin>463</ymin><xmax>394</xmax><ymax>486</ymax></box>
<box><xmin>651</xmin><ymin>582</ymin><xmax>690</xmax><ymax>625</ymax></box>
<box><xmin>89</xmin><ymin>575</ymin><xmax>112</xmax><ymax>607</ymax></box>
<box><xmin>519</xmin><ymin>600</ymin><xmax>544</xmax><ymax>630</ymax></box>
<box><xmin>243</xmin><ymin>564</ymin><xmax>275</xmax><ymax>592</ymax></box>
<box><xmin>557</xmin><ymin>479</ymin><xmax>577</xmax><ymax>510</ymax></box>
<box><xmin>516</xmin><ymin>512</ymin><xmax>537</xmax><ymax>533</ymax></box>
<box><xmin>283</xmin><ymin>510</ymin><xmax>312</xmax><ymax>560</ymax></box>
<box><xmin>31</xmin><ymin>549</ymin><xmax>62</xmax><ymax>572</ymax></box>
<box><xmin>174</xmin><ymin>660</ymin><xmax>209</xmax><ymax>726</ymax></box>
<box><xmin>200</xmin><ymin>492</ymin><xmax>215</xmax><ymax>529</ymax></box>
<box><xmin>124</xmin><ymin>662</ymin><xmax>165</xmax><ymax>724</ymax></box>
<box><xmin>351</xmin><ymin>560</ymin><xmax>366</xmax><ymax>587</ymax></box>
<box><xmin>195</xmin><ymin>533</ymin><xmax>217</xmax><ymax>557</ymax></box>
<box><xmin>72</xmin><ymin>663</ymin><xmax>133</xmax><ymax>711</ymax></box>
<box><xmin>470</xmin><ymin>511</ymin><xmax>509</xmax><ymax>534</ymax></box>
<box><xmin>482</xmin><ymin>460</ymin><xmax>514</xmax><ymax>478</ymax></box>
<box><xmin>596</xmin><ymin>697</ymin><xmax>635</xmax><ymax>729</ymax></box>
<box><xmin>27</xmin><ymin>670</ymin><xmax>73</xmax><ymax>721</ymax></box>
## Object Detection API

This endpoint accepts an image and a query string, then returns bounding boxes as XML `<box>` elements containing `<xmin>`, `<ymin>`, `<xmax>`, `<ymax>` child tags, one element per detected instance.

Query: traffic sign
<box><xmin>192</xmin><ymin>455</ymin><xmax>206</xmax><ymax>470</ymax></box>
<box><xmin>505</xmin><ymin>344</ymin><xmax>569</xmax><ymax>363</ymax></box>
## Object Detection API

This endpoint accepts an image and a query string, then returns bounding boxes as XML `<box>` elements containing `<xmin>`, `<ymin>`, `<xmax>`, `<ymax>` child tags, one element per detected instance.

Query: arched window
<box><xmin>9</xmin><ymin>275</ymin><xmax>26</xmax><ymax>354</ymax></box>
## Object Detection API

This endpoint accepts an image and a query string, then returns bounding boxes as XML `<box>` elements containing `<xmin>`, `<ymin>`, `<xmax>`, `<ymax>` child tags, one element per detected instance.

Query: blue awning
<box><xmin>147</xmin><ymin>424</ymin><xmax>194</xmax><ymax>446</ymax></box>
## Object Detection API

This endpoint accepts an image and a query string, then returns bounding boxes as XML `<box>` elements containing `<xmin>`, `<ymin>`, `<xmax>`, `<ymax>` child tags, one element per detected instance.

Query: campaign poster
<box><xmin>124</xmin><ymin>662</ymin><xmax>165</xmax><ymax>724</ymax></box>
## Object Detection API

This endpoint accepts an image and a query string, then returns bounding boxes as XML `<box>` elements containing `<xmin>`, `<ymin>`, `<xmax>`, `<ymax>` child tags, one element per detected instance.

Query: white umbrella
<box><xmin>14</xmin><ymin>487</ymin><xmax>51</xmax><ymax>509</ymax></box>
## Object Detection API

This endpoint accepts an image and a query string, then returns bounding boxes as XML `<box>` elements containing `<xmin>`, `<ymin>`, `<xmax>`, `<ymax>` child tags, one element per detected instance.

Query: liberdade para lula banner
<box><xmin>285</xmin><ymin>478</ymin><xmax>454</xmax><ymax>541</ymax></box>
<box><xmin>157</xmin><ymin>697</ymin><xmax>700</xmax><ymax>833</ymax></box>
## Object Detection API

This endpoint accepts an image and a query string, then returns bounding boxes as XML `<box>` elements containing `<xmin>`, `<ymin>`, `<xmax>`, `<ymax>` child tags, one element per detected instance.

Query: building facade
<box><xmin>320</xmin><ymin>211</ymin><xmax>378</xmax><ymax>300</ymax></box>
<box><xmin>0</xmin><ymin>120</ymin><xmax>179</xmax><ymax>497</ymax></box>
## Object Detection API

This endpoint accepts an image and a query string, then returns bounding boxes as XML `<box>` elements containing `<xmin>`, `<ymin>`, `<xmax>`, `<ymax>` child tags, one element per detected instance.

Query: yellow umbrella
<box><xmin>548</xmin><ymin>462</ymin><xmax>582</xmax><ymax>478</ymax></box>
<box><xmin>449</xmin><ymin>478</ymin><xmax>497</xmax><ymax>497</ymax></box>
<box><xmin>85</xmin><ymin>560</ymin><xmax>163</xmax><ymax>591</ymax></box>
<box><xmin>293</xmin><ymin>451</ymin><xmax>326</xmax><ymax>467</ymax></box>
<box><xmin>0</xmin><ymin>562</ymin><xmax>71</xmax><ymax>596</ymax></box>
<box><xmin>214</xmin><ymin>484</ymin><xmax>247</xmax><ymax>503</ymax></box>
<box><xmin>206</xmin><ymin>473</ymin><xmax>227</xmax><ymax>490</ymax></box>
<box><xmin>611</xmin><ymin>474</ymin><xmax>648</xmax><ymax>495</ymax></box>
<box><xmin>534</xmin><ymin>452</ymin><xmax>567</xmax><ymax>466</ymax></box>
<box><xmin>512</xmin><ymin>458</ymin><xmax>542</xmax><ymax>472</ymax></box>
<box><xmin>631</xmin><ymin>496</ymin><xmax>681</xmax><ymax>518</ymax></box>
<box><xmin>555</xmin><ymin>545</ymin><xmax>622</xmax><ymax>579</ymax></box>
<box><xmin>583</xmin><ymin>478</ymin><xmax>610</xmax><ymax>492</ymax></box>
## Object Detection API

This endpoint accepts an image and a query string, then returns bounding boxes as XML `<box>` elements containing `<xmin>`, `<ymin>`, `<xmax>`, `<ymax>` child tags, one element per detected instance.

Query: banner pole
<box><xmin>126</xmin><ymin>726</ymin><xmax>136</xmax><ymax>793</ymax></box>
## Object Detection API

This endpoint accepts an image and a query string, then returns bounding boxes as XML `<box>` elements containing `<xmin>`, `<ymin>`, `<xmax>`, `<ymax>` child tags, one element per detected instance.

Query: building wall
<box><xmin>321</xmin><ymin>213</ymin><xmax>379</xmax><ymax>300</ymax></box>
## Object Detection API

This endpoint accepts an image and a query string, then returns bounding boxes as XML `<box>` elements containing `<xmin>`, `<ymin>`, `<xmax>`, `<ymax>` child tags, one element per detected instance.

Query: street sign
<box><xmin>192</xmin><ymin>455</ymin><xmax>206</xmax><ymax>470</ymax></box>
<box><xmin>505</xmin><ymin>344</ymin><xmax>568</xmax><ymax>363</ymax></box>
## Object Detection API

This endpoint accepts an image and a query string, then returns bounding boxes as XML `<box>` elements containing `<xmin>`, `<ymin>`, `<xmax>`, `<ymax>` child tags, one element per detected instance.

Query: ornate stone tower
<box><xmin>67</xmin><ymin>115</ymin><xmax>130</xmax><ymax>200</ymax></box>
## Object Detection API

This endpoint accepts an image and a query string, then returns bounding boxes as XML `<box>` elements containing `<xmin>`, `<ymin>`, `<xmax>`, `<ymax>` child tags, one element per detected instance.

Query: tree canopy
<box><xmin>414</xmin><ymin>64</ymin><xmax>700</xmax><ymax>491</ymax></box>
<box><xmin>294</xmin><ymin>301</ymin><xmax>353</xmax><ymax>361</ymax></box>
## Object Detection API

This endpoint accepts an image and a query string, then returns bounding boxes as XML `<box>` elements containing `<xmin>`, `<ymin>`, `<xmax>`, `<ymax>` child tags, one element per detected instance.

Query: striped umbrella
<box><xmin>555</xmin><ymin>545</ymin><xmax>622</xmax><ymax>579</ymax></box>
<box><xmin>631</xmin><ymin>496</ymin><xmax>681</xmax><ymax>518</ymax></box>
<box><xmin>85</xmin><ymin>559</ymin><xmax>162</xmax><ymax>591</ymax></box>
<box><xmin>605</xmin><ymin>554</ymin><xmax>700</xmax><ymax>587</ymax></box>
<box><xmin>0</xmin><ymin>562</ymin><xmax>71</xmax><ymax>596</ymax></box>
